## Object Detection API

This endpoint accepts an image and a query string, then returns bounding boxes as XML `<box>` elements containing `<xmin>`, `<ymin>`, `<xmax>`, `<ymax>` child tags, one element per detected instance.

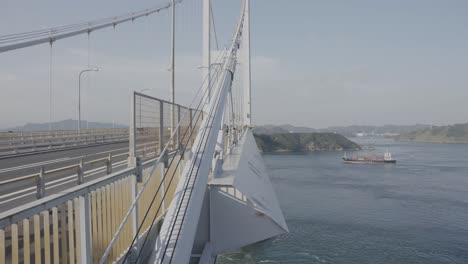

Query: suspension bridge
<box><xmin>0</xmin><ymin>0</ymin><xmax>288</xmax><ymax>263</ymax></box>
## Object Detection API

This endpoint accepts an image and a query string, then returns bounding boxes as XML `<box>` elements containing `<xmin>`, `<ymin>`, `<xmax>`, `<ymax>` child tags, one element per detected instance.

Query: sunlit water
<box><xmin>217</xmin><ymin>138</ymin><xmax>468</xmax><ymax>264</ymax></box>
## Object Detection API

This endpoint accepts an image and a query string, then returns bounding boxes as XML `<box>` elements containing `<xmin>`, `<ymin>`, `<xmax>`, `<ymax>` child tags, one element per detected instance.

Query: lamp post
<box><xmin>78</xmin><ymin>68</ymin><xmax>99</xmax><ymax>133</ymax></box>
<box><xmin>170</xmin><ymin>0</ymin><xmax>176</xmax><ymax>139</ymax></box>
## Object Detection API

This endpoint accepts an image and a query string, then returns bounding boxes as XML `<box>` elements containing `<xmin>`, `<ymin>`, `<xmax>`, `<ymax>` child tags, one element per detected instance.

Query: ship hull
<box><xmin>343</xmin><ymin>158</ymin><xmax>396</xmax><ymax>164</ymax></box>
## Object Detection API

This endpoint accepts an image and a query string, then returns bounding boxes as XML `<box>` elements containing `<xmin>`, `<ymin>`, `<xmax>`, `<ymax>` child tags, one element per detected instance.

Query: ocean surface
<box><xmin>216</xmin><ymin>138</ymin><xmax>468</xmax><ymax>264</ymax></box>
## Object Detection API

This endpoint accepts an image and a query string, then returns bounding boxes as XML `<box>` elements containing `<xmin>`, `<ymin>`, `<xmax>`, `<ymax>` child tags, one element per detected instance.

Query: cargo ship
<box><xmin>343</xmin><ymin>151</ymin><xmax>396</xmax><ymax>164</ymax></box>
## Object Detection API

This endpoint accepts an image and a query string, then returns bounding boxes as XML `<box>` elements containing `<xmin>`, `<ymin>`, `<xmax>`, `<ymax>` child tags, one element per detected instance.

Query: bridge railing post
<box><xmin>177</xmin><ymin>105</ymin><xmax>181</xmax><ymax>150</ymax></box>
<box><xmin>130</xmin><ymin>171</ymin><xmax>140</xmax><ymax>259</ymax></box>
<box><xmin>36</xmin><ymin>166</ymin><xmax>45</xmax><ymax>199</ymax></box>
<box><xmin>128</xmin><ymin>92</ymin><xmax>137</xmax><ymax>167</ymax></box>
<box><xmin>159</xmin><ymin>148</ymin><xmax>168</xmax><ymax>214</ymax></box>
<box><xmin>77</xmin><ymin>159</ymin><xmax>84</xmax><ymax>184</ymax></box>
<box><xmin>159</xmin><ymin>102</ymin><xmax>164</xmax><ymax>156</ymax></box>
<box><xmin>106</xmin><ymin>153</ymin><xmax>112</xmax><ymax>175</ymax></box>
<box><xmin>79</xmin><ymin>195</ymin><xmax>92</xmax><ymax>264</ymax></box>
<box><xmin>189</xmin><ymin>108</ymin><xmax>193</xmax><ymax>147</ymax></box>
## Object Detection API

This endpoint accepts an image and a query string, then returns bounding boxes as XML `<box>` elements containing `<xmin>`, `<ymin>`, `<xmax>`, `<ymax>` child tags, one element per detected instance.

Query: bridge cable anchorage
<box><xmin>118</xmin><ymin>50</ymin><xmax>229</xmax><ymax>264</ymax></box>
<box><xmin>0</xmin><ymin>0</ymin><xmax>184</xmax><ymax>53</ymax></box>
<box><xmin>99</xmin><ymin>49</ymin><xmax>229</xmax><ymax>264</ymax></box>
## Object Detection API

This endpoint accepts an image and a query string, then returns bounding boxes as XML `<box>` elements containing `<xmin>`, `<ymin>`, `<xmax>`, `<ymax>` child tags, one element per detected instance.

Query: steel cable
<box><xmin>100</xmin><ymin>46</ymin><xmax>228</xmax><ymax>264</ymax></box>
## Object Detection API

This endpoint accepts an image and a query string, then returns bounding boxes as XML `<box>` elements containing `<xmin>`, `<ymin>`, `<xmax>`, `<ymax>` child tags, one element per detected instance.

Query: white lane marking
<box><xmin>0</xmin><ymin>186</ymin><xmax>36</xmax><ymax>200</ymax></box>
<box><xmin>0</xmin><ymin>157</ymin><xmax>72</xmax><ymax>174</ymax></box>
<box><xmin>0</xmin><ymin>191</ymin><xmax>35</xmax><ymax>206</ymax></box>
<box><xmin>91</xmin><ymin>146</ymin><xmax>129</xmax><ymax>157</ymax></box>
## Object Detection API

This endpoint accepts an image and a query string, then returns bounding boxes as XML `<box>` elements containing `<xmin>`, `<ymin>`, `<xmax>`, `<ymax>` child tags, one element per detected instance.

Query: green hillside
<box><xmin>397</xmin><ymin>123</ymin><xmax>468</xmax><ymax>143</ymax></box>
<box><xmin>253</xmin><ymin>133</ymin><xmax>361</xmax><ymax>153</ymax></box>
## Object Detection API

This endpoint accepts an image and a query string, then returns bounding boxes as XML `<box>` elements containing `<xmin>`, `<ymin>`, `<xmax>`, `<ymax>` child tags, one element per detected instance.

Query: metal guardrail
<box><xmin>0</xmin><ymin>144</ymin><xmax>188</xmax><ymax>263</ymax></box>
<box><xmin>0</xmin><ymin>91</ymin><xmax>204</xmax><ymax>263</ymax></box>
<box><xmin>0</xmin><ymin>133</ymin><xmax>127</xmax><ymax>147</ymax></box>
<box><xmin>0</xmin><ymin>147</ymin><xmax>178</xmax><ymax>230</ymax></box>
<box><xmin>0</xmin><ymin>128</ymin><xmax>127</xmax><ymax>143</ymax></box>
<box><xmin>0</xmin><ymin>142</ymin><xmax>158</xmax><ymax>204</ymax></box>
<box><xmin>0</xmin><ymin>129</ymin><xmax>130</xmax><ymax>156</ymax></box>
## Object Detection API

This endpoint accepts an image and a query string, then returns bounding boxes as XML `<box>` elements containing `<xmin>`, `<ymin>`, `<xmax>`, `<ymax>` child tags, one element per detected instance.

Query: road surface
<box><xmin>0</xmin><ymin>141</ymin><xmax>136</xmax><ymax>211</ymax></box>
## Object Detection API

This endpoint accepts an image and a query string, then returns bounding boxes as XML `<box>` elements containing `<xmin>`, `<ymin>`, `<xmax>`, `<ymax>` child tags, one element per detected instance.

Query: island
<box><xmin>253</xmin><ymin>132</ymin><xmax>361</xmax><ymax>153</ymax></box>
<box><xmin>396</xmin><ymin>123</ymin><xmax>468</xmax><ymax>143</ymax></box>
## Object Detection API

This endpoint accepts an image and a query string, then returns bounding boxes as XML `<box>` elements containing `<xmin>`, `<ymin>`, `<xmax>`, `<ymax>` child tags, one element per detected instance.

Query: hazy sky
<box><xmin>1</xmin><ymin>0</ymin><xmax>467</xmax><ymax>129</ymax></box>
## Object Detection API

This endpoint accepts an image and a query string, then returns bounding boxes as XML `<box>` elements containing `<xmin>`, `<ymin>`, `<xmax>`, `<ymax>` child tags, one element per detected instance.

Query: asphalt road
<box><xmin>0</xmin><ymin>141</ymin><xmax>132</xmax><ymax>211</ymax></box>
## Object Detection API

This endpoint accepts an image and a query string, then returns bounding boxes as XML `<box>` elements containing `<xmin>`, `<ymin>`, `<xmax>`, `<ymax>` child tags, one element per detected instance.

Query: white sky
<box><xmin>1</xmin><ymin>0</ymin><xmax>467</xmax><ymax>129</ymax></box>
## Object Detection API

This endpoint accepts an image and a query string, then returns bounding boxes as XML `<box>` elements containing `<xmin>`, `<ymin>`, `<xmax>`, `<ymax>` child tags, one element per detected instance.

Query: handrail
<box><xmin>0</xmin><ymin>145</ymin><xmax>177</xmax><ymax>208</ymax></box>
<box><xmin>0</xmin><ymin>137</ymin><xmax>129</xmax><ymax>157</ymax></box>
<box><xmin>0</xmin><ymin>128</ymin><xmax>128</xmax><ymax>143</ymax></box>
<box><xmin>0</xmin><ymin>131</ymin><xmax>162</xmax><ymax>156</ymax></box>
<box><xmin>0</xmin><ymin>148</ymin><xmax>181</xmax><ymax>229</ymax></box>
<box><xmin>0</xmin><ymin>141</ymin><xmax>158</xmax><ymax>187</ymax></box>
<box><xmin>44</xmin><ymin>164</ymin><xmax>79</xmax><ymax>175</ymax></box>
<box><xmin>0</xmin><ymin>167</ymin><xmax>135</xmax><ymax>228</ymax></box>
<box><xmin>0</xmin><ymin>132</ymin><xmax>128</xmax><ymax>147</ymax></box>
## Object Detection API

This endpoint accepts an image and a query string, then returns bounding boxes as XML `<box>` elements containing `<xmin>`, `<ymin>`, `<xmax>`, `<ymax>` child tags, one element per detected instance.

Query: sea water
<box><xmin>217</xmin><ymin>138</ymin><xmax>468</xmax><ymax>264</ymax></box>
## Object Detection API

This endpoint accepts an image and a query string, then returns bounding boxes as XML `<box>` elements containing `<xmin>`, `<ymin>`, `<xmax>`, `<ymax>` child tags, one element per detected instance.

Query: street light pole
<box><xmin>170</xmin><ymin>0</ymin><xmax>176</xmax><ymax>138</ymax></box>
<box><xmin>78</xmin><ymin>68</ymin><xmax>99</xmax><ymax>133</ymax></box>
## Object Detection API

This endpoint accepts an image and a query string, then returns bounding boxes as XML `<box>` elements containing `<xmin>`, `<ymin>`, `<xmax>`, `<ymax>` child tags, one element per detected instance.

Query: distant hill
<box><xmin>254</xmin><ymin>124</ymin><xmax>430</xmax><ymax>137</ymax></box>
<box><xmin>322</xmin><ymin>124</ymin><xmax>431</xmax><ymax>137</ymax></box>
<box><xmin>2</xmin><ymin>119</ymin><xmax>127</xmax><ymax>132</ymax></box>
<box><xmin>253</xmin><ymin>133</ymin><xmax>361</xmax><ymax>153</ymax></box>
<box><xmin>253</xmin><ymin>124</ymin><xmax>315</xmax><ymax>135</ymax></box>
<box><xmin>397</xmin><ymin>123</ymin><xmax>468</xmax><ymax>143</ymax></box>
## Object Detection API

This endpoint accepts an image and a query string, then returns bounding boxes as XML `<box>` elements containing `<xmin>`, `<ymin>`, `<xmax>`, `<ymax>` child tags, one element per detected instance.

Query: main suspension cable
<box><xmin>0</xmin><ymin>0</ymin><xmax>184</xmax><ymax>53</ymax></box>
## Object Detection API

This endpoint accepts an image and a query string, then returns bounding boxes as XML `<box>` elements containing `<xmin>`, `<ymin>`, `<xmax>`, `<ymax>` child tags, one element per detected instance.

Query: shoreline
<box><xmin>396</xmin><ymin>139</ymin><xmax>468</xmax><ymax>144</ymax></box>
<box><xmin>259</xmin><ymin>148</ymin><xmax>360</xmax><ymax>154</ymax></box>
